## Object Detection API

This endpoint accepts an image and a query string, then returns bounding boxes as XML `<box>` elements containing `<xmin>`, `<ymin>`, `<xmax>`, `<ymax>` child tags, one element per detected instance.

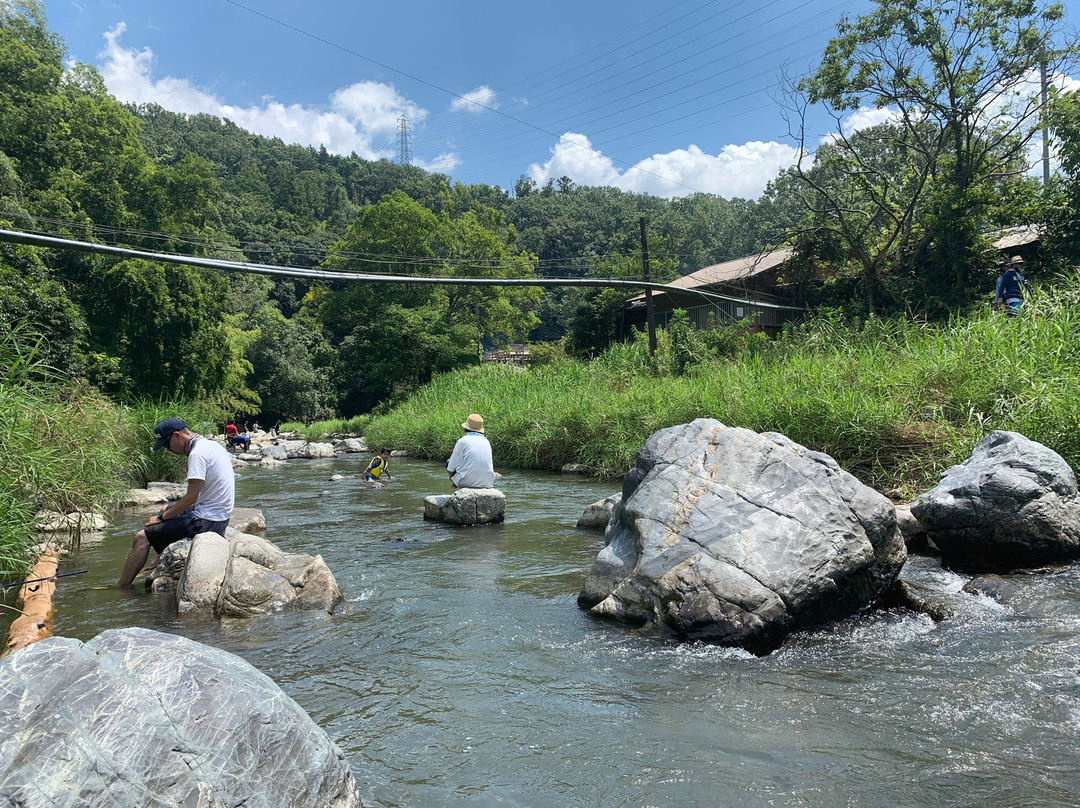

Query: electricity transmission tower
<box><xmin>396</xmin><ymin>115</ymin><xmax>412</xmax><ymax>165</ymax></box>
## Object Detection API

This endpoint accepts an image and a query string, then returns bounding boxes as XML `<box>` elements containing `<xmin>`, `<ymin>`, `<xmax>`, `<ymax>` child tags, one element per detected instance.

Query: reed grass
<box><xmin>366</xmin><ymin>278</ymin><xmax>1080</xmax><ymax>501</ymax></box>
<box><xmin>0</xmin><ymin>328</ymin><xmax>131</xmax><ymax>574</ymax></box>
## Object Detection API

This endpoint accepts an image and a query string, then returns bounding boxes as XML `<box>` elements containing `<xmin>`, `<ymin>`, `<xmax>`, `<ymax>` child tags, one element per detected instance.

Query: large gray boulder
<box><xmin>910</xmin><ymin>430</ymin><xmax>1080</xmax><ymax>571</ymax></box>
<box><xmin>577</xmin><ymin>419</ymin><xmax>906</xmax><ymax>653</ymax></box>
<box><xmin>423</xmin><ymin>489</ymin><xmax>506</xmax><ymax>525</ymax></box>
<box><xmin>150</xmin><ymin>532</ymin><xmax>344</xmax><ymax>618</ymax></box>
<box><xmin>0</xmin><ymin>627</ymin><xmax>363</xmax><ymax>807</ymax></box>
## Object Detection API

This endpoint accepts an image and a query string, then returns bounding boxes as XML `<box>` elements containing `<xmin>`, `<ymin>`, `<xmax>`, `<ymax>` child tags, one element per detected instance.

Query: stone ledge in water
<box><xmin>0</xmin><ymin>627</ymin><xmax>363</xmax><ymax>808</ymax></box>
<box><xmin>424</xmin><ymin>489</ymin><xmax>506</xmax><ymax>525</ymax></box>
<box><xmin>577</xmin><ymin>494</ymin><xmax>621</xmax><ymax>531</ymax></box>
<box><xmin>34</xmin><ymin>510</ymin><xmax>108</xmax><ymax>533</ymax></box>
<box><xmin>121</xmin><ymin>482</ymin><xmax>187</xmax><ymax>507</ymax></box>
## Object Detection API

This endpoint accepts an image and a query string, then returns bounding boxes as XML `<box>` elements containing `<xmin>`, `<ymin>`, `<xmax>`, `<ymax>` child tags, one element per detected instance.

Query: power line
<box><xmin>0</xmin><ymin>228</ymin><xmax>806</xmax><ymax>312</ymax></box>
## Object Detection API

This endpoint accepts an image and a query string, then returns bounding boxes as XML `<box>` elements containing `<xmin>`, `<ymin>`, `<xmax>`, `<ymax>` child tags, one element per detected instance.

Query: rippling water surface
<box><xmin>36</xmin><ymin>454</ymin><xmax>1080</xmax><ymax>807</ymax></box>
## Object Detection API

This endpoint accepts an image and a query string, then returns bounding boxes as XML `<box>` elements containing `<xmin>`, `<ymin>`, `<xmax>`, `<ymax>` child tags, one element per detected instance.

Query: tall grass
<box><xmin>0</xmin><ymin>328</ymin><xmax>131</xmax><ymax>573</ymax></box>
<box><xmin>366</xmin><ymin>279</ymin><xmax>1080</xmax><ymax>501</ymax></box>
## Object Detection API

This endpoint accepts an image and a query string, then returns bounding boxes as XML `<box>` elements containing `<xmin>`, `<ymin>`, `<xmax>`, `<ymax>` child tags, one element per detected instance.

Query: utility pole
<box><xmin>1041</xmin><ymin>61</ymin><xmax>1050</xmax><ymax>186</ymax></box>
<box><xmin>396</xmin><ymin>115</ymin><xmax>412</xmax><ymax>166</ymax></box>
<box><xmin>640</xmin><ymin>217</ymin><xmax>657</xmax><ymax>356</ymax></box>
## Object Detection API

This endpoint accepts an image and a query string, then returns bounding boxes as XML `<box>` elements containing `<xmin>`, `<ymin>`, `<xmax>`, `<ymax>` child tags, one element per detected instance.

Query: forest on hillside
<box><xmin>2</xmin><ymin>0</ymin><xmax>1079</xmax><ymax>421</ymax></box>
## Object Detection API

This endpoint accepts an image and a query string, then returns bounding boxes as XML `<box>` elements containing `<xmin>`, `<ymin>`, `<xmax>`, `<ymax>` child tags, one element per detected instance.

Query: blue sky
<box><xmin>41</xmin><ymin>0</ymin><xmax>1078</xmax><ymax>199</ymax></box>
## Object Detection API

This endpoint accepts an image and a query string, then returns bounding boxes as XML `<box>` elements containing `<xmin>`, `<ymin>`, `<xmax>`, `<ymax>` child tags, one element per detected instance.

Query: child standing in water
<box><xmin>364</xmin><ymin>449</ymin><xmax>392</xmax><ymax>482</ymax></box>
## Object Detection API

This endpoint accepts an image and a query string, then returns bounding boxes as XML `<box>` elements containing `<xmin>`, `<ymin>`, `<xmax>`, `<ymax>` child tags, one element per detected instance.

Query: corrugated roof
<box><xmin>629</xmin><ymin>247</ymin><xmax>792</xmax><ymax>303</ymax></box>
<box><xmin>664</xmin><ymin>247</ymin><xmax>792</xmax><ymax>290</ymax></box>
<box><xmin>992</xmin><ymin>225</ymin><xmax>1041</xmax><ymax>251</ymax></box>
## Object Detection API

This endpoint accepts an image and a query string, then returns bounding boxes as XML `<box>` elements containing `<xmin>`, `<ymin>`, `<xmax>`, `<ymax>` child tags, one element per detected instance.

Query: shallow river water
<box><xmin>24</xmin><ymin>453</ymin><xmax>1080</xmax><ymax>807</ymax></box>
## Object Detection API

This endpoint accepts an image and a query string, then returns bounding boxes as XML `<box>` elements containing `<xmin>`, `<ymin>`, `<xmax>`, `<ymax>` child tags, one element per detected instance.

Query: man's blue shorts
<box><xmin>145</xmin><ymin>511</ymin><xmax>230</xmax><ymax>553</ymax></box>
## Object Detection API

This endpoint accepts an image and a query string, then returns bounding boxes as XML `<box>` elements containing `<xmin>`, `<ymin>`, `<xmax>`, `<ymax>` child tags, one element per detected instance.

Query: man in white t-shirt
<box><xmin>118</xmin><ymin>417</ymin><xmax>235</xmax><ymax>586</ymax></box>
<box><xmin>447</xmin><ymin>413</ymin><xmax>495</xmax><ymax>490</ymax></box>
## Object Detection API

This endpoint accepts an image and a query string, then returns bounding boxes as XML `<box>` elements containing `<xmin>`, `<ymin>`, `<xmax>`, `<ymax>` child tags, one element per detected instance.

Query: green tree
<box><xmin>314</xmin><ymin>191</ymin><xmax>540</xmax><ymax>412</ymax></box>
<box><xmin>794</xmin><ymin>0</ymin><xmax>1075</xmax><ymax>314</ymax></box>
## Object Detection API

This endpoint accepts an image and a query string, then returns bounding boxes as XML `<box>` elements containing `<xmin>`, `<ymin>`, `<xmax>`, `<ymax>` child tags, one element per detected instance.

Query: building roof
<box><xmin>664</xmin><ymin>247</ymin><xmax>793</xmax><ymax>291</ymax></box>
<box><xmin>629</xmin><ymin>247</ymin><xmax>792</xmax><ymax>304</ymax></box>
<box><xmin>992</xmin><ymin>225</ymin><xmax>1041</xmax><ymax>252</ymax></box>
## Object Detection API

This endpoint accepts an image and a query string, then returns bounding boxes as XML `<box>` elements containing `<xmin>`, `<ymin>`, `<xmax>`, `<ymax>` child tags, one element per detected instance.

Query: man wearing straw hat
<box><xmin>994</xmin><ymin>255</ymin><xmax>1030</xmax><ymax>317</ymax></box>
<box><xmin>447</xmin><ymin>413</ymin><xmax>495</xmax><ymax>489</ymax></box>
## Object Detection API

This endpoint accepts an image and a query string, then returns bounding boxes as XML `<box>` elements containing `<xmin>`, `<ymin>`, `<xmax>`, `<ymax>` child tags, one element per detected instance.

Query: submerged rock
<box><xmin>424</xmin><ymin>489</ymin><xmax>506</xmax><ymax>525</ymax></box>
<box><xmin>911</xmin><ymin>431</ymin><xmax>1080</xmax><ymax>571</ymax></box>
<box><xmin>577</xmin><ymin>419</ymin><xmax>906</xmax><ymax>654</ymax></box>
<box><xmin>0</xmin><ymin>627</ymin><xmax>363</xmax><ymax>807</ymax></box>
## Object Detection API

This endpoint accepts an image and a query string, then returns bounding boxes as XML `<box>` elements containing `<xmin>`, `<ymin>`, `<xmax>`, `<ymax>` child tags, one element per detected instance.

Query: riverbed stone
<box><xmin>177</xmin><ymin>531</ymin><xmax>231</xmax><ymax>615</ymax></box>
<box><xmin>164</xmin><ymin>531</ymin><xmax>343</xmax><ymax>619</ymax></box>
<box><xmin>561</xmin><ymin>463</ymin><xmax>592</xmax><ymax>475</ymax></box>
<box><xmin>304</xmin><ymin>442</ymin><xmax>337</xmax><ymax>459</ymax></box>
<box><xmin>262</xmin><ymin>443</ymin><xmax>289</xmax><ymax>461</ymax></box>
<box><xmin>910</xmin><ymin>430</ymin><xmax>1080</xmax><ymax>571</ymax></box>
<box><xmin>0</xmin><ymin>627</ymin><xmax>363</xmax><ymax>807</ymax></box>
<box><xmin>424</xmin><ymin>489</ymin><xmax>506</xmax><ymax>525</ymax></box>
<box><xmin>229</xmin><ymin>507</ymin><xmax>266</xmax><ymax>534</ymax></box>
<box><xmin>894</xmin><ymin>503</ymin><xmax>929</xmax><ymax>551</ymax></box>
<box><xmin>577</xmin><ymin>494</ymin><xmax>621</xmax><ymax>531</ymax></box>
<box><xmin>577</xmin><ymin>419</ymin><xmax>907</xmax><ymax>654</ymax></box>
<box><xmin>34</xmin><ymin>510</ymin><xmax>108</xmax><ymax>533</ymax></box>
<box><xmin>341</xmin><ymin>438</ymin><xmax>368</xmax><ymax>453</ymax></box>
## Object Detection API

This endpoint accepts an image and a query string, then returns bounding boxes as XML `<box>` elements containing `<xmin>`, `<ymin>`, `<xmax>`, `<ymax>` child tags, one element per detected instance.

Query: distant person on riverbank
<box><xmin>272</xmin><ymin>419</ymin><xmax>282</xmax><ymax>437</ymax></box>
<box><xmin>447</xmin><ymin>414</ymin><xmax>495</xmax><ymax>489</ymax></box>
<box><xmin>118</xmin><ymin>418</ymin><xmax>235</xmax><ymax>587</ymax></box>
<box><xmin>995</xmin><ymin>255</ymin><xmax>1030</xmax><ymax>317</ymax></box>
<box><xmin>363</xmin><ymin>448</ymin><xmax>393</xmax><ymax>482</ymax></box>
<box><xmin>224</xmin><ymin>419</ymin><xmax>249</xmax><ymax>451</ymax></box>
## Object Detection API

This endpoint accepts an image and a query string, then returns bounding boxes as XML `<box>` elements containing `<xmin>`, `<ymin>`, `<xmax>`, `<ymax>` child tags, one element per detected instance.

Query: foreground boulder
<box><xmin>0</xmin><ymin>627</ymin><xmax>362</xmax><ymax>807</ymax></box>
<box><xmin>150</xmin><ymin>532</ymin><xmax>344</xmax><ymax>618</ymax></box>
<box><xmin>578</xmin><ymin>419</ymin><xmax>906</xmax><ymax>653</ymax></box>
<box><xmin>910</xmin><ymin>431</ymin><xmax>1080</xmax><ymax>571</ymax></box>
<box><xmin>423</xmin><ymin>489</ymin><xmax>505</xmax><ymax>525</ymax></box>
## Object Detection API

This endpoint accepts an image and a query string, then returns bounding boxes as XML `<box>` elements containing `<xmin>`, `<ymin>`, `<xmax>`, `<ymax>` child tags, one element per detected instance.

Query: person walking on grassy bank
<box><xmin>995</xmin><ymin>255</ymin><xmax>1030</xmax><ymax>317</ymax></box>
<box><xmin>363</xmin><ymin>449</ymin><xmax>392</xmax><ymax>482</ymax></box>
<box><xmin>447</xmin><ymin>414</ymin><xmax>495</xmax><ymax>490</ymax></box>
<box><xmin>118</xmin><ymin>418</ymin><xmax>235</xmax><ymax>587</ymax></box>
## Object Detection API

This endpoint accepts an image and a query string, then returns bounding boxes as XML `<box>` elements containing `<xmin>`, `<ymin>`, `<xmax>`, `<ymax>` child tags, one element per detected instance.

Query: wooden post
<box><xmin>3</xmin><ymin>549</ymin><xmax>61</xmax><ymax>656</ymax></box>
<box><xmin>640</xmin><ymin>217</ymin><xmax>657</xmax><ymax>356</ymax></box>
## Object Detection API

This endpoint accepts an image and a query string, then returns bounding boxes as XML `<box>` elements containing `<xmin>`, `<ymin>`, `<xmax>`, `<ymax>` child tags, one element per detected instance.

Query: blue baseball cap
<box><xmin>152</xmin><ymin>418</ymin><xmax>187</xmax><ymax>451</ymax></box>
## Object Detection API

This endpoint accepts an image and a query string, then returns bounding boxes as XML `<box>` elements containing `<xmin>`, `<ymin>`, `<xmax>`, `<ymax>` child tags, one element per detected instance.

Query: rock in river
<box><xmin>424</xmin><ymin>488</ymin><xmax>506</xmax><ymax>525</ymax></box>
<box><xmin>0</xmin><ymin>627</ymin><xmax>363</xmax><ymax>807</ymax></box>
<box><xmin>149</xmin><ymin>531</ymin><xmax>344</xmax><ymax>618</ymax></box>
<box><xmin>910</xmin><ymin>430</ymin><xmax>1080</xmax><ymax>571</ymax></box>
<box><xmin>577</xmin><ymin>419</ymin><xmax>907</xmax><ymax>653</ymax></box>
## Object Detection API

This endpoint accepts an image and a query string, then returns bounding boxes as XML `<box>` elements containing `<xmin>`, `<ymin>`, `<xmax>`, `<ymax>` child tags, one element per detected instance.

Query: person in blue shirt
<box><xmin>995</xmin><ymin>255</ymin><xmax>1030</xmax><ymax>317</ymax></box>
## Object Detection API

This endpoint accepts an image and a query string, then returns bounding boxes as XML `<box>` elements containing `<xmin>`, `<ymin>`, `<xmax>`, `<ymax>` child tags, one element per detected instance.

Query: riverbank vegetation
<box><xmin>366</xmin><ymin>277</ymin><xmax>1080</xmax><ymax>501</ymax></box>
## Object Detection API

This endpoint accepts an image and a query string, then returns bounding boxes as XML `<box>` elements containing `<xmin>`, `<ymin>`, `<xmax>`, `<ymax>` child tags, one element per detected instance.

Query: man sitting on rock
<box><xmin>119</xmin><ymin>418</ymin><xmax>235</xmax><ymax>586</ymax></box>
<box><xmin>447</xmin><ymin>413</ymin><xmax>495</xmax><ymax>489</ymax></box>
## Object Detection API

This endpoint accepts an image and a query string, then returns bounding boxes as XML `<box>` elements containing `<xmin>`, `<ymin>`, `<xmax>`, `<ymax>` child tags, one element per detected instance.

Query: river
<box><xmin>25</xmin><ymin>452</ymin><xmax>1080</xmax><ymax>807</ymax></box>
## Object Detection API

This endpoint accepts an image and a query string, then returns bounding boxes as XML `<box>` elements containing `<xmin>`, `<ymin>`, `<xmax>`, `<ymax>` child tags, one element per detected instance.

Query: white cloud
<box><xmin>416</xmin><ymin>152</ymin><xmax>461</xmax><ymax>174</ymax></box>
<box><xmin>450</xmin><ymin>85</ymin><xmax>498</xmax><ymax>114</ymax></box>
<box><xmin>528</xmin><ymin>132</ymin><xmax>799</xmax><ymax>199</ymax></box>
<box><xmin>97</xmin><ymin>23</ymin><xmax>433</xmax><ymax>161</ymax></box>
